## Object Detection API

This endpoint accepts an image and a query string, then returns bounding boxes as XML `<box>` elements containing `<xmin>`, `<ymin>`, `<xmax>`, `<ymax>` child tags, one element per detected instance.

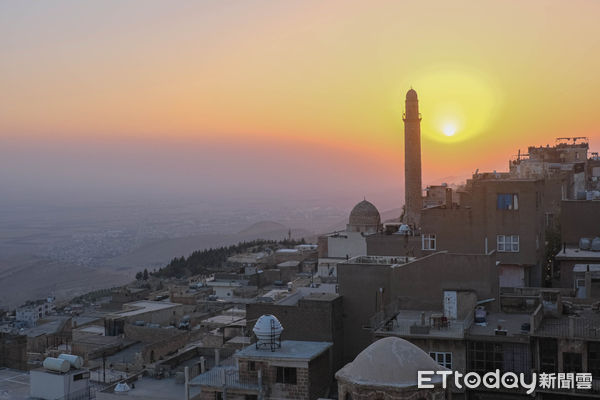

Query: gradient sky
<box><xmin>1</xmin><ymin>0</ymin><xmax>599</xmax><ymax>209</ymax></box>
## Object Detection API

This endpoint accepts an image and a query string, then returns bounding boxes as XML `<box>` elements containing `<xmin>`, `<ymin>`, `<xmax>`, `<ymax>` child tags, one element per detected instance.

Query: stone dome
<box><xmin>406</xmin><ymin>88</ymin><xmax>418</xmax><ymax>101</ymax></box>
<box><xmin>348</xmin><ymin>200</ymin><xmax>381</xmax><ymax>230</ymax></box>
<box><xmin>335</xmin><ymin>337</ymin><xmax>448</xmax><ymax>389</ymax></box>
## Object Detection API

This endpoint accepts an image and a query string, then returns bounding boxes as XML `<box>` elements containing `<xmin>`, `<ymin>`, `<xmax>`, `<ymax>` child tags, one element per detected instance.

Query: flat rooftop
<box><xmin>377</xmin><ymin>310</ymin><xmax>471</xmax><ymax>339</ymax></box>
<box><xmin>25</xmin><ymin>316</ymin><xmax>71</xmax><ymax>337</ymax></box>
<box><xmin>277</xmin><ymin>260</ymin><xmax>300</xmax><ymax>267</ymax></box>
<box><xmin>347</xmin><ymin>255</ymin><xmax>414</xmax><ymax>266</ymax></box>
<box><xmin>468</xmin><ymin>313</ymin><xmax>531</xmax><ymax>338</ymax></box>
<box><xmin>236</xmin><ymin>340</ymin><xmax>332</xmax><ymax>362</ymax></box>
<box><xmin>76</xmin><ymin>325</ymin><xmax>105</xmax><ymax>335</ymax></box>
<box><xmin>113</xmin><ymin>301</ymin><xmax>180</xmax><ymax>317</ymax></box>
<box><xmin>573</xmin><ymin>264</ymin><xmax>600</xmax><ymax>272</ymax></box>
<box><xmin>200</xmin><ymin>315</ymin><xmax>246</xmax><ymax>327</ymax></box>
<box><xmin>0</xmin><ymin>368</ymin><xmax>29</xmax><ymax>400</ymax></box>
<box><xmin>276</xmin><ymin>287</ymin><xmax>339</xmax><ymax>306</ymax></box>
<box><xmin>556</xmin><ymin>248</ymin><xmax>600</xmax><ymax>260</ymax></box>
<box><xmin>101</xmin><ymin>375</ymin><xmax>184</xmax><ymax>399</ymax></box>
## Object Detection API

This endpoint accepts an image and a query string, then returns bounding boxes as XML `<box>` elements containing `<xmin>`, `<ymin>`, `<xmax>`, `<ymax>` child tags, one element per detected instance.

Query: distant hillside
<box><xmin>0</xmin><ymin>254</ymin><xmax>129</xmax><ymax>309</ymax></box>
<box><xmin>104</xmin><ymin>221</ymin><xmax>314</xmax><ymax>271</ymax></box>
<box><xmin>153</xmin><ymin>238</ymin><xmax>305</xmax><ymax>279</ymax></box>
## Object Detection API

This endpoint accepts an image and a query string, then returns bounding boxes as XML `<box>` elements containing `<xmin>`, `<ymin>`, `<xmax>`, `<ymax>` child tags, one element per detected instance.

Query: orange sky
<box><xmin>1</xmin><ymin>1</ymin><xmax>600</xmax><ymax>206</ymax></box>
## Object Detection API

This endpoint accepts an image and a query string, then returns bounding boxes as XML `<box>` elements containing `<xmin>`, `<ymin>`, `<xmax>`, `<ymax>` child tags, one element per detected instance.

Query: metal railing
<box><xmin>189</xmin><ymin>366</ymin><xmax>260</xmax><ymax>392</ymax></box>
<box><xmin>376</xmin><ymin>309</ymin><xmax>474</xmax><ymax>339</ymax></box>
<box><xmin>535</xmin><ymin>317</ymin><xmax>600</xmax><ymax>339</ymax></box>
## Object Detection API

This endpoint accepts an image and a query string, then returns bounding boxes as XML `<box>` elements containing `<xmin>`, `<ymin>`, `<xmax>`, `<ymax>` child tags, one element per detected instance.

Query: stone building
<box><xmin>188</xmin><ymin>340</ymin><xmax>333</xmax><ymax>400</ymax></box>
<box><xmin>247</xmin><ymin>291</ymin><xmax>344</xmax><ymax>371</ymax></box>
<box><xmin>337</xmin><ymin>252</ymin><xmax>499</xmax><ymax>362</ymax></box>
<box><xmin>420</xmin><ymin>176</ymin><xmax>548</xmax><ymax>287</ymax></box>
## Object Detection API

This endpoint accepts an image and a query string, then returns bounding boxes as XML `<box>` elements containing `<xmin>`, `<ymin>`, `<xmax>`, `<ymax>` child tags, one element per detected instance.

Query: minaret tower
<box><xmin>403</xmin><ymin>88</ymin><xmax>422</xmax><ymax>227</ymax></box>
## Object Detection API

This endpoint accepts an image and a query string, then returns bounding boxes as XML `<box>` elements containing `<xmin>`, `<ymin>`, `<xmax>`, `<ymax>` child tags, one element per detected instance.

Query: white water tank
<box><xmin>114</xmin><ymin>382</ymin><xmax>131</xmax><ymax>393</ymax></box>
<box><xmin>58</xmin><ymin>354</ymin><xmax>83</xmax><ymax>369</ymax></box>
<box><xmin>43</xmin><ymin>357</ymin><xmax>70</xmax><ymax>373</ymax></box>
<box><xmin>580</xmin><ymin>238</ymin><xmax>591</xmax><ymax>250</ymax></box>
<box><xmin>592</xmin><ymin>237</ymin><xmax>600</xmax><ymax>252</ymax></box>
<box><xmin>253</xmin><ymin>315</ymin><xmax>283</xmax><ymax>344</ymax></box>
<box><xmin>397</xmin><ymin>224</ymin><xmax>411</xmax><ymax>235</ymax></box>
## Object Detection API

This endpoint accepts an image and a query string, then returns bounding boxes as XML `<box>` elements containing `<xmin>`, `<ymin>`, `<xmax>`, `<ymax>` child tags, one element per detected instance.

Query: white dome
<box><xmin>253</xmin><ymin>315</ymin><xmax>283</xmax><ymax>344</ymax></box>
<box><xmin>336</xmin><ymin>337</ymin><xmax>448</xmax><ymax>389</ymax></box>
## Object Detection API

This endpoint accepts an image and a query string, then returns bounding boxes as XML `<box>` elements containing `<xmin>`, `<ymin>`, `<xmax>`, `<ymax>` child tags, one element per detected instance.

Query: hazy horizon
<box><xmin>3</xmin><ymin>1</ymin><xmax>600</xmax><ymax>216</ymax></box>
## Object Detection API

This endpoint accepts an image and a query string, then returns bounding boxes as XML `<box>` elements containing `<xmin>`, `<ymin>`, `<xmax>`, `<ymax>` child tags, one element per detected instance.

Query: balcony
<box><xmin>535</xmin><ymin>313</ymin><xmax>600</xmax><ymax>340</ymax></box>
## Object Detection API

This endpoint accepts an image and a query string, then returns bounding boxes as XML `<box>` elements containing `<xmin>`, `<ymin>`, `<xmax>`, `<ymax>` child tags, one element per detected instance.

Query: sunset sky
<box><xmin>2</xmin><ymin>0</ymin><xmax>600</xmax><ymax>209</ymax></box>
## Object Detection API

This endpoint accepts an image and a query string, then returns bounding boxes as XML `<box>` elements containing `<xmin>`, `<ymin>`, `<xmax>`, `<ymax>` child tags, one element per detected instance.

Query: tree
<box><xmin>143</xmin><ymin>269</ymin><xmax>149</xmax><ymax>281</ymax></box>
<box><xmin>135</xmin><ymin>271</ymin><xmax>143</xmax><ymax>280</ymax></box>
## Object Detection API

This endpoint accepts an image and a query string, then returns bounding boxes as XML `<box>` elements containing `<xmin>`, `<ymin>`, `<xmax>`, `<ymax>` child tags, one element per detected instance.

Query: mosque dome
<box><xmin>347</xmin><ymin>200</ymin><xmax>381</xmax><ymax>233</ymax></box>
<box><xmin>406</xmin><ymin>88</ymin><xmax>418</xmax><ymax>101</ymax></box>
<box><xmin>335</xmin><ymin>337</ymin><xmax>448</xmax><ymax>389</ymax></box>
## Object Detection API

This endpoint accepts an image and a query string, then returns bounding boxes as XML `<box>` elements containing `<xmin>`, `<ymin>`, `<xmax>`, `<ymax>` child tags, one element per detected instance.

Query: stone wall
<box><xmin>124</xmin><ymin>323</ymin><xmax>182</xmax><ymax>343</ymax></box>
<box><xmin>561</xmin><ymin>200</ymin><xmax>600</xmax><ymax>245</ymax></box>
<box><xmin>0</xmin><ymin>332</ymin><xmax>27</xmax><ymax>370</ymax></box>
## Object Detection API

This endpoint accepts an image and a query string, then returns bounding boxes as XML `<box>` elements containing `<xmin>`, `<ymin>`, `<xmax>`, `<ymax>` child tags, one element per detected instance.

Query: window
<box><xmin>276</xmin><ymin>367</ymin><xmax>297</xmax><ymax>384</ymax></box>
<box><xmin>422</xmin><ymin>234</ymin><xmax>436</xmax><ymax>250</ymax></box>
<box><xmin>73</xmin><ymin>372</ymin><xmax>89</xmax><ymax>381</ymax></box>
<box><xmin>430</xmin><ymin>352</ymin><xmax>452</xmax><ymax>369</ymax></box>
<box><xmin>563</xmin><ymin>352</ymin><xmax>582</xmax><ymax>374</ymax></box>
<box><xmin>248</xmin><ymin>361</ymin><xmax>256</xmax><ymax>371</ymax></box>
<box><xmin>468</xmin><ymin>342</ymin><xmax>503</xmax><ymax>373</ymax></box>
<box><xmin>540</xmin><ymin>339</ymin><xmax>558</xmax><ymax>373</ymax></box>
<box><xmin>545</xmin><ymin>213</ymin><xmax>554</xmax><ymax>228</ymax></box>
<box><xmin>588</xmin><ymin>342</ymin><xmax>600</xmax><ymax>378</ymax></box>
<box><xmin>497</xmin><ymin>235</ymin><xmax>519</xmax><ymax>252</ymax></box>
<box><xmin>497</xmin><ymin>193</ymin><xmax>519</xmax><ymax>210</ymax></box>
<box><xmin>215</xmin><ymin>392</ymin><xmax>223</xmax><ymax>400</ymax></box>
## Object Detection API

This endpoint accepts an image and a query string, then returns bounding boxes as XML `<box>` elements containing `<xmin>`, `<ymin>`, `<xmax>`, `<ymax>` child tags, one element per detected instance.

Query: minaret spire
<box><xmin>403</xmin><ymin>88</ymin><xmax>422</xmax><ymax>227</ymax></box>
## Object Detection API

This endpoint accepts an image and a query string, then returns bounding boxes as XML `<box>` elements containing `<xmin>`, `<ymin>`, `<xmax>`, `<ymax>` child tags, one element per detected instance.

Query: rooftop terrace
<box><xmin>375</xmin><ymin>309</ymin><xmax>474</xmax><ymax>340</ymax></box>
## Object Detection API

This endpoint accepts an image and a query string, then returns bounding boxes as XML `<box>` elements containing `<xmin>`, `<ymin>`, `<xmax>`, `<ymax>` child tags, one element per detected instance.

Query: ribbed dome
<box><xmin>335</xmin><ymin>337</ymin><xmax>448</xmax><ymax>389</ymax></box>
<box><xmin>406</xmin><ymin>88</ymin><xmax>418</xmax><ymax>100</ymax></box>
<box><xmin>348</xmin><ymin>200</ymin><xmax>381</xmax><ymax>228</ymax></box>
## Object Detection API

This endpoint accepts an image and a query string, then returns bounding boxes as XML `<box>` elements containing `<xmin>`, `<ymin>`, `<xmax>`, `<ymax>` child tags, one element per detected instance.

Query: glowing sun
<box><xmin>443</xmin><ymin>123</ymin><xmax>457</xmax><ymax>137</ymax></box>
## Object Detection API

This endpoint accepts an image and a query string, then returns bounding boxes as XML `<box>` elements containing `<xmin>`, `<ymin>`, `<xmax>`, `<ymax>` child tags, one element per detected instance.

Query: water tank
<box><xmin>114</xmin><ymin>382</ymin><xmax>131</xmax><ymax>393</ymax></box>
<box><xmin>253</xmin><ymin>315</ymin><xmax>283</xmax><ymax>344</ymax></box>
<box><xmin>43</xmin><ymin>357</ymin><xmax>70</xmax><ymax>373</ymax></box>
<box><xmin>474</xmin><ymin>306</ymin><xmax>487</xmax><ymax>323</ymax></box>
<box><xmin>580</xmin><ymin>238</ymin><xmax>591</xmax><ymax>250</ymax></box>
<box><xmin>397</xmin><ymin>224</ymin><xmax>411</xmax><ymax>235</ymax></box>
<box><xmin>58</xmin><ymin>353</ymin><xmax>83</xmax><ymax>369</ymax></box>
<box><xmin>592</xmin><ymin>237</ymin><xmax>600</xmax><ymax>252</ymax></box>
